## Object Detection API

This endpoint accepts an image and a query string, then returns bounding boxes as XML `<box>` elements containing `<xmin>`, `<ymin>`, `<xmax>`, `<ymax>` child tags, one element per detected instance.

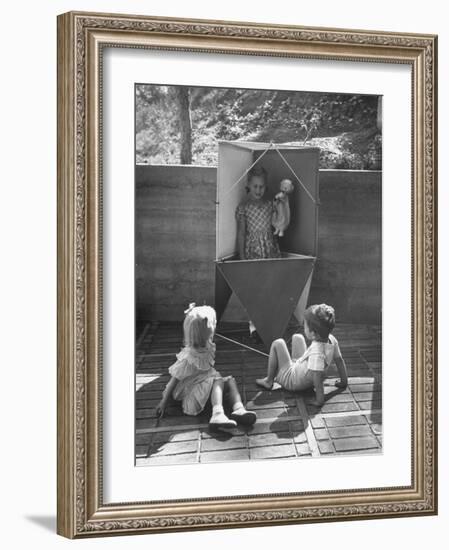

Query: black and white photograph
<box><xmin>135</xmin><ymin>84</ymin><xmax>383</xmax><ymax>466</ymax></box>
<box><xmin>1</xmin><ymin>0</ymin><xmax>443</xmax><ymax>545</ymax></box>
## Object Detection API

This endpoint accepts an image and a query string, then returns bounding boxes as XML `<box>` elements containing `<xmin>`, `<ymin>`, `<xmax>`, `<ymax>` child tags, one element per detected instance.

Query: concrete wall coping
<box><xmin>136</xmin><ymin>163</ymin><xmax>382</xmax><ymax>176</ymax></box>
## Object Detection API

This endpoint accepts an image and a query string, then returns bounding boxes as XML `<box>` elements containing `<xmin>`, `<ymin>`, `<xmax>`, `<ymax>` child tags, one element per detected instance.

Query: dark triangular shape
<box><xmin>214</xmin><ymin>265</ymin><xmax>233</xmax><ymax>321</ymax></box>
<box><xmin>294</xmin><ymin>270</ymin><xmax>314</xmax><ymax>324</ymax></box>
<box><xmin>217</xmin><ymin>257</ymin><xmax>315</xmax><ymax>349</ymax></box>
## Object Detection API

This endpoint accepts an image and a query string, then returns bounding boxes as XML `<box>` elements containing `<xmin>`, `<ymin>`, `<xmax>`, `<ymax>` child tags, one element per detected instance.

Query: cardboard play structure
<box><xmin>215</xmin><ymin>140</ymin><xmax>320</xmax><ymax>349</ymax></box>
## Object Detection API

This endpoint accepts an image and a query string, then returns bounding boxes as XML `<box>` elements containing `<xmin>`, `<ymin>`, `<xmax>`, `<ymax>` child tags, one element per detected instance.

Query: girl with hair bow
<box><xmin>156</xmin><ymin>303</ymin><xmax>257</xmax><ymax>429</ymax></box>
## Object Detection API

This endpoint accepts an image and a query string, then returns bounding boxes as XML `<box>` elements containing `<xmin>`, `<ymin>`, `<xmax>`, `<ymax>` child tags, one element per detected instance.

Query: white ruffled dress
<box><xmin>169</xmin><ymin>342</ymin><xmax>222</xmax><ymax>416</ymax></box>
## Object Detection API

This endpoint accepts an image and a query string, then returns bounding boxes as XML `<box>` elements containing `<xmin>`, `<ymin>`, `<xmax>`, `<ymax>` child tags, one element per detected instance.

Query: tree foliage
<box><xmin>136</xmin><ymin>85</ymin><xmax>381</xmax><ymax>169</ymax></box>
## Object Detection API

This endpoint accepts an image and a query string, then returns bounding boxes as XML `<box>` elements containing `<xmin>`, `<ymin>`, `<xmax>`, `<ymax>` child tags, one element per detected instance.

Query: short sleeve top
<box><xmin>168</xmin><ymin>342</ymin><xmax>218</xmax><ymax>380</ymax></box>
<box><xmin>298</xmin><ymin>334</ymin><xmax>342</xmax><ymax>372</ymax></box>
<box><xmin>168</xmin><ymin>342</ymin><xmax>216</xmax><ymax>380</ymax></box>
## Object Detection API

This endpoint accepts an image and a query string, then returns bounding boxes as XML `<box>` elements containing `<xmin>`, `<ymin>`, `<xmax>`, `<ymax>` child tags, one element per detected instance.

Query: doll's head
<box><xmin>246</xmin><ymin>165</ymin><xmax>267</xmax><ymax>200</ymax></box>
<box><xmin>280</xmin><ymin>178</ymin><xmax>294</xmax><ymax>194</ymax></box>
<box><xmin>183</xmin><ymin>303</ymin><xmax>217</xmax><ymax>348</ymax></box>
<box><xmin>303</xmin><ymin>303</ymin><xmax>336</xmax><ymax>341</ymax></box>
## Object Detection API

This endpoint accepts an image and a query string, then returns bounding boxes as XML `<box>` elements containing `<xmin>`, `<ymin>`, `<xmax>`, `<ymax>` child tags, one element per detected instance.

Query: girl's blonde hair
<box><xmin>183</xmin><ymin>303</ymin><xmax>217</xmax><ymax>348</ymax></box>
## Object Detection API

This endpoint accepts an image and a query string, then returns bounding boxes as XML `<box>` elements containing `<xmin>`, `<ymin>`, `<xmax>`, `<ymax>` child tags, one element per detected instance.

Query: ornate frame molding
<box><xmin>57</xmin><ymin>11</ymin><xmax>437</xmax><ymax>538</ymax></box>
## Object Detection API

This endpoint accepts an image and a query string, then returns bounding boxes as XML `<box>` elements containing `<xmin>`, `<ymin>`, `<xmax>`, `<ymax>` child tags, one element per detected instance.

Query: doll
<box><xmin>272</xmin><ymin>178</ymin><xmax>294</xmax><ymax>237</ymax></box>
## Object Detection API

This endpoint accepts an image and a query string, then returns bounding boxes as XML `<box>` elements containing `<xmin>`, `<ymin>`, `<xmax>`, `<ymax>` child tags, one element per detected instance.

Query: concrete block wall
<box><xmin>136</xmin><ymin>165</ymin><xmax>217</xmax><ymax>321</ymax></box>
<box><xmin>308</xmin><ymin>170</ymin><xmax>381</xmax><ymax>324</ymax></box>
<box><xmin>136</xmin><ymin>165</ymin><xmax>381</xmax><ymax>324</ymax></box>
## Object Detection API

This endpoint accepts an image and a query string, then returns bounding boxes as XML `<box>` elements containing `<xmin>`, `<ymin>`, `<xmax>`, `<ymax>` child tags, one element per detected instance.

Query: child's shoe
<box><xmin>230</xmin><ymin>405</ymin><xmax>257</xmax><ymax>426</ymax></box>
<box><xmin>209</xmin><ymin>410</ymin><xmax>237</xmax><ymax>430</ymax></box>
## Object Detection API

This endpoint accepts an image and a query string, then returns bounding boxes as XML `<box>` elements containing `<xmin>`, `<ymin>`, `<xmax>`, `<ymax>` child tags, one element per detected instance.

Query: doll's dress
<box><xmin>169</xmin><ymin>342</ymin><xmax>222</xmax><ymax>415</ymax></box>
<box><xmin>236</xmin><ymin>199</ymin><xmax>281</xmax><ymax>259</ymax></box>
<box><xmin>272</xmin><ymin>194</ymin><xmax>291</xmax><ymax>235</ymax></box>
<box><xmin>274</xmin><ymin>335</ymin><xmax>342</xmax><ymax>392</ymax></box>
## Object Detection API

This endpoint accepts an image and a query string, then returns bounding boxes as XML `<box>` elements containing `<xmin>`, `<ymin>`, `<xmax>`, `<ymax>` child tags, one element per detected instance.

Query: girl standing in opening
<box><xmin>256</xmin><ymin>304</ymin><xmax>348</xmax><ymax>407</ymax></box>
<box><xmin>236</xmin><ymin>165</ymin><xmax>281</xmax><ymax>261</ymax></box>
<box><xmin>236</xmin><ymin>165</ymin><xmax>281</xmax><ymax>342</ymax></box>
<box><xmin>156</xmin><ymin>303</ymin><xmax>257</xmax><ymax>429</ymax></box>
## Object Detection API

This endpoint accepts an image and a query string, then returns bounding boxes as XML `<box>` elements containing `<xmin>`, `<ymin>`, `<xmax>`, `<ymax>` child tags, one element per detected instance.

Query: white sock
<box><xmin>232</xmin><ymin>401</ymin><xmax>245</xmax><ymax>412</ymax></box>
<box><xmin>212</xmin><ymin>404</ymin><xmax>224</xmax><ymax>415</ymax></box>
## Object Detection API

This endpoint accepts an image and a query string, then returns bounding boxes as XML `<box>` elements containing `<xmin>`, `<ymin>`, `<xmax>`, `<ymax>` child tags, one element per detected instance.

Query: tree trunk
<box><xmin>376</xmin><ymin>96</ymin><xmax>382</xmax><ymax>131</ymax></box>
<box><xmin>175</xmin><ymin>87</ymin><xmax>192</xmax><ymax>164</ymax></box>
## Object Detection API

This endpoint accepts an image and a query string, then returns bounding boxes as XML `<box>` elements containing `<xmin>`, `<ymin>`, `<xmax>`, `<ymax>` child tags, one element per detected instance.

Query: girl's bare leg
<box><xmin>224</xmin><ymin>376</ymin><xmax>257</xmax><ymax>426</ymax></box>
<box><xmin>292</xmin><ymin>333</ymin><xmax>307</xmax><ymax>360</ymax></box>
<box><xmin>210</xmin><ymin>377</ymin><xmax>225</xmax><ymax>407</ymax></box>
<box><xmin>209</xmin><ymin>378</ymin><xmax>237</xmax><ymax>429</ymax></box>
<box><xmin>256</xmin><ymin>339</ymin><xmax>291</xmax><ymax>390</ymax></box>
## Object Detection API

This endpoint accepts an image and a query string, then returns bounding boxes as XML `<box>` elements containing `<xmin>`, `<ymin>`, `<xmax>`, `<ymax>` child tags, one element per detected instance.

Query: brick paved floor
<box><xmin>135</xmin><ymin>322</ymin><xmax>382</xmax><ymax>466</ymax></box>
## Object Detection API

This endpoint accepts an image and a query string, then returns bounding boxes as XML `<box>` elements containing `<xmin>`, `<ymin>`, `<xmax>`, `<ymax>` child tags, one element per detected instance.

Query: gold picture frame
<box><xmin>57</xmin><ymin>11</ymin><xmax>437</xmax><ymax>538</ymax></box>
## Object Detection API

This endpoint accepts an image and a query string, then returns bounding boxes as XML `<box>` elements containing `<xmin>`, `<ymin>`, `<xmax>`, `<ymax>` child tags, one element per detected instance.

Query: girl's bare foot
<box><xmin>256</xmin><ymin>377</ymin><xmax>274</xmax><ymax>390</ymax></box>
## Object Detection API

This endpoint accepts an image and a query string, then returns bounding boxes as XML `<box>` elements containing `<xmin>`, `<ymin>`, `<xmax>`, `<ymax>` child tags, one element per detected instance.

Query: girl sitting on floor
<box><xmin>256</xmin><ymin>303</ymin><xmax>348</xmax><ymax>406</ymax></box>
<box><xmin>156</xmin><ymin>303</ymin><xmax>257</xmax><ymax>429</ymax></box>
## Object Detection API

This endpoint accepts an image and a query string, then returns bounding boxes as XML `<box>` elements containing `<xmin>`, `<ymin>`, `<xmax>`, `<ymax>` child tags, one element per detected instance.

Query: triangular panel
<box><xmin>294</xmin><ymin>269</ymin><xmax>314</xmax><ymax>324</ymax></box>
<box><xmin>215</xmin><ymin>266</ymin><xmax>233</xmax><ymax>321</ymax></box>
<box><xmin>216</xmin><ymin>143</ymin><xmax>252</xmax><ymax>260</ymax></box>
<box><xmin>217</xmin><ymin>256</ymin><xmax>315</xmax><ymax>348</ymax></box>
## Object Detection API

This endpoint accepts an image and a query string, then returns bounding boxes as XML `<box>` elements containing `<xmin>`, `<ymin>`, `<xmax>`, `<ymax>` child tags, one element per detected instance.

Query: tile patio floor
<box><xmin>135</xmin><ymin>322</ymin><xmax>382</xmax><ymax>466</ymax></box>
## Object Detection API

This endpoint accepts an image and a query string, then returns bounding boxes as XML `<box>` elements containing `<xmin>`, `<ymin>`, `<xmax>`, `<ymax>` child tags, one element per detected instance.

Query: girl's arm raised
<box><xmin>156</xmin><ymin>376</ymin><xmax>178</xmax><ymax>417</ymax></box>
